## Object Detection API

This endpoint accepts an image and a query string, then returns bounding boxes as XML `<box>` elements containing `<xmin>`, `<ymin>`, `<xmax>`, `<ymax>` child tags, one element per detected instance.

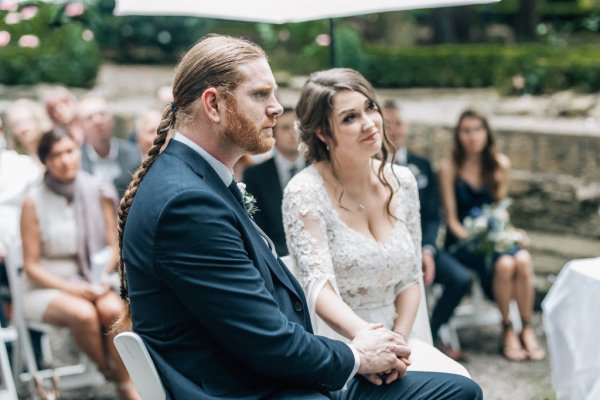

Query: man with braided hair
<box><xmin>118</xmin><ymin>35</ymin><xmax>481</xmax><ymax>399</ymax></box>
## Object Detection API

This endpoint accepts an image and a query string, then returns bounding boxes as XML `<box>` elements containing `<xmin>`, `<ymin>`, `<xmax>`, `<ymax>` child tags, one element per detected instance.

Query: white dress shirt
<box><xmin>85</xmin><ymin>139</ymin><xmax>122</xmax><ymax>185</ymax></box>
<box><xmin>0</xmin><ymin>150</ymin><xmax>41</xmax><ymax>252</ymax></box>
<box><xmin>273</xmin><ymin>151</ymin><xmax>305</xmax><ymax>189</ymax></box>
<box><xmin>395</xmin><ymin>147</ymin><xmax>408</xmax><ymax>166</ymax></box>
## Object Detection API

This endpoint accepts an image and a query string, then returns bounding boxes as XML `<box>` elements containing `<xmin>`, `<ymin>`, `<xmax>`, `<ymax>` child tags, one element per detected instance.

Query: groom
<box><xmin>121</xmin><ymin>35</ymin><xmax>482</xmax><ymax>399</ymax></box>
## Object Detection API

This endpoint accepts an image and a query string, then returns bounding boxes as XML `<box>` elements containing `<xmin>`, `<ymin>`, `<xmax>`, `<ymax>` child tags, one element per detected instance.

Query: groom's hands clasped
<box><xmin>351</xmin><ymin>324</ymin><xmax>411</xmax><ymax>386</ymax></box>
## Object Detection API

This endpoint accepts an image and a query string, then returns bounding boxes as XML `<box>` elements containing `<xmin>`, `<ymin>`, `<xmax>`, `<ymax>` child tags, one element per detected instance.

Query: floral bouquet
<box><xmin>450</xmin><ymin>198</ymin><xmax>523</xmax><ymax>269</ymax></box>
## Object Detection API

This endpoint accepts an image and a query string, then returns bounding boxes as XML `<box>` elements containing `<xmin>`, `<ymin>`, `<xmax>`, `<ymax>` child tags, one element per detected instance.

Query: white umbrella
<box><xmin>114</xmin><ymin>0</ymin><xmax>499</xmax><ymax>24</ymax></box>
<box><xmin>114</xmin><ymin>0</ymin><xmax>500</xmax><ymax>65</ymax></box>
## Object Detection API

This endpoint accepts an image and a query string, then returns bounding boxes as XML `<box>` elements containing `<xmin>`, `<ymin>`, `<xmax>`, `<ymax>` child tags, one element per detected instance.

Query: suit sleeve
<box><xmin>420</xmin><ymin>160</ymin><xmax>441</xmax><ymax>250</ymax></box>
<box><xmin>153</xmin><ymin>188</ymin><xmax>354</xmax><ymax>391</ymax></box>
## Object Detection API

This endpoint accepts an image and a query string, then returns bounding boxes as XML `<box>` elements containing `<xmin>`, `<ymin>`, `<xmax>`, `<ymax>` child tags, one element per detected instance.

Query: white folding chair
<box><xmin>113</xmin><ymin>332</ymin><xmax>166</xmax><ymax>400</ymax></box>
<box><xmin>4</xmin><ymin>240</ymin><xmax>104</xmax><ymax>398</ymax></box>
<box><xmin>0</xmin><ymin>325</ymin><xmax>18</xmax><ymax>400</ymax></box>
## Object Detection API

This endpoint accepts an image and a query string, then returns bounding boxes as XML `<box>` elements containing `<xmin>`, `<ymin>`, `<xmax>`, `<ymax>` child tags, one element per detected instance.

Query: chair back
<box><xmin>113</xmin><ymin>332</ymin><xmax>165</xmax><ymax>400</ymax></box>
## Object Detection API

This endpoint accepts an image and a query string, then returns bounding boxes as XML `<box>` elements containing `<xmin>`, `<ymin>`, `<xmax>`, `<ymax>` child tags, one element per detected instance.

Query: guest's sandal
<box><xmin>520</xmin><ymin>318</ymin><xmax>546</xmax><ymax>361</ymax></box>
<box><xmin>500</xmin><ymin>320</ymin><xmax>527</xmax><ymax>362</ymax></box>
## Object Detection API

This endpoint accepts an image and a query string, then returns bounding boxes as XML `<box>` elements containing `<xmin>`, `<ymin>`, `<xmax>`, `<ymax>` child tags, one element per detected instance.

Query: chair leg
<box><xmin>0</xmin><ymin>337</ymin><xmax>18</xmax><ymax>400</ymax></box>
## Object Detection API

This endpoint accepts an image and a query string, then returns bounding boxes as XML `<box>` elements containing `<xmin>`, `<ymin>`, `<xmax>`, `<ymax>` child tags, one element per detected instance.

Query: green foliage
<box><xmin>88</xmin><ymin>0</ymin><xmax>214</xmax><ymax>64</ymax></box>
<box><xmin>345</xmin><ymin>42</ymin><xmax>600</xmax><ymax>94</ymax></box>
<box><xmin>0</xmin><ymin>2</ymin><xmax>101</xmax><ymax>87</ymax></box>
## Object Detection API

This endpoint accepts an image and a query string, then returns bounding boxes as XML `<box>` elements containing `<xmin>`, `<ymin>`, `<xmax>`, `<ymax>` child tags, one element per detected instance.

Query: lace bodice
<box><xmin>282</xmin><ymin>164</ymin><xmax>422</xmax><ymax>311</ymax></box>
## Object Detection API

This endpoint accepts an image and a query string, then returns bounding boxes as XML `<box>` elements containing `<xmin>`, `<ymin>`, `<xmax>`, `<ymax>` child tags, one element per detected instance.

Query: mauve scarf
<box><xmin>44</xmin><ymin>170</ymin><xmax>118</xmax><ymax>281</ymax></box>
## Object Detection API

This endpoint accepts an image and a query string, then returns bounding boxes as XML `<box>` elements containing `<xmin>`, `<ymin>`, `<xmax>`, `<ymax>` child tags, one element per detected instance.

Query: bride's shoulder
<box><xmin>284</xmin><ymin>164</ymin><xmax>322</xmax><ymax>198</ymax></box>
<box><xmin>380</xmin><ymin>161</ymin><xmax>416</xmax><ymax>189</ymax></box>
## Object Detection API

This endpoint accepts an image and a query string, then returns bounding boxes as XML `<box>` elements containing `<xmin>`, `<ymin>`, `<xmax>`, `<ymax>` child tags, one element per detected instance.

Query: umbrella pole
<box><xmin>329</xmin><ymin>18</ymin><xmax>336</xmax><ymax>67</ymax></box>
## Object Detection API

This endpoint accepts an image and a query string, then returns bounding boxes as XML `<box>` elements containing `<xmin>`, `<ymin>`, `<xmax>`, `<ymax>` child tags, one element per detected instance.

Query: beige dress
<box><xmin>23</xmin><ymin>184</ymin><xmax>82</xmax><ymax>322</ymax></box>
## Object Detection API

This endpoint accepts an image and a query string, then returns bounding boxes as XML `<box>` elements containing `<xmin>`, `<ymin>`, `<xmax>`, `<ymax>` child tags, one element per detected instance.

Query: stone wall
<box><xmin>407</xmin><ymin>122</ymin><xmax>600</xmax><ymax>240</ymax></box>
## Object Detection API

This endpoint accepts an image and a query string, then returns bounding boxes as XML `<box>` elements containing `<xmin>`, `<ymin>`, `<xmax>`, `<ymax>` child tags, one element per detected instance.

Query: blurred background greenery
<box><xmin>2</xmin><ymin>0</ymin><xmax>600</xmax><ymax>92</ymax></box>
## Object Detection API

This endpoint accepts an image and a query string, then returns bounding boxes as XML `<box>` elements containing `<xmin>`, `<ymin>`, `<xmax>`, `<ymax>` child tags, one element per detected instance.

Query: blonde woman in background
<box><xmin>6</xmin><ymin>98</ymin><xmax>52</xmax><ymax>164</ymax></box>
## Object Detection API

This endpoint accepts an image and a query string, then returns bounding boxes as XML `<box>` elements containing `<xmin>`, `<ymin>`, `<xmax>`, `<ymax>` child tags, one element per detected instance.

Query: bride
<box><xmin>282</xmin><ymin>68</ymin><xmax>468</xmax><ymax>377</ymax></box>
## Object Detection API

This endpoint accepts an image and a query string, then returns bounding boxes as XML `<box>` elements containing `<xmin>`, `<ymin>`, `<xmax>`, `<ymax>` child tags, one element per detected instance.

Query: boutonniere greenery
<box><xmin>237</xmin><ymin>182</ymin><xmax>259</xmax><ymax>217</ymax></box>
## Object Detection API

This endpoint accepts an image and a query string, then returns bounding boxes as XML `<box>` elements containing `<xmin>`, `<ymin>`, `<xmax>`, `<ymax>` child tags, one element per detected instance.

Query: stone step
<box><xmin>528</xmin><ymin>230</ymin><xmax>599</xmax><ymax>275</ymax></box>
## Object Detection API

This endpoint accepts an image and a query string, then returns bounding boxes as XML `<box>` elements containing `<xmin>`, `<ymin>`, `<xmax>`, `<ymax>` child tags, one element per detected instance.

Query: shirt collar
<box><xmin>395</xmin><ymin>147</ymin><xmax>408</xmax><ymax>165</ymax></box>
<box><xmin>273</xmin><ymin>150</ymin><xmax>303</xmax><ymax>171</ymax></box>
<box><xmin>172</xmin><ymin>132</ymin><xmax>234</xmax><ymax>186</ymax></box>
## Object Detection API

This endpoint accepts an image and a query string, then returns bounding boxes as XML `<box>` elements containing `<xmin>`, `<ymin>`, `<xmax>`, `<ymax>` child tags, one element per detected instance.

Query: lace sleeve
<box><xmin>282</xmin><ymin>170</ymin><xmax>338</xmax><ymax>295</ymax></box>
<box><xmin>392</xmin><ymin>165</ymin><xmax>422</xmax><ymax>294</ymax></box>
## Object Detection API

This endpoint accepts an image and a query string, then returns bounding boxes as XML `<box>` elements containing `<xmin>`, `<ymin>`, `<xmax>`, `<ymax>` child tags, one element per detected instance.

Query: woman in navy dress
<box><xmin>438</xmin><ymin>110</ymin><xmax>545</xmax><ymax>362</ymax></box>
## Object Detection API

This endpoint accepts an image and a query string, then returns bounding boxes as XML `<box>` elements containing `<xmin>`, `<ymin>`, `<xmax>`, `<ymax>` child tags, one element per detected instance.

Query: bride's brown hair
<box><xmin>295</xmin><ymin>68</ymin><xmax>398</xmax><ymax>217</ymax></box>
<box><xmin>113</xmin><ymin>34</ymin><xmax>265</xmax><ymax>333</ymax></box>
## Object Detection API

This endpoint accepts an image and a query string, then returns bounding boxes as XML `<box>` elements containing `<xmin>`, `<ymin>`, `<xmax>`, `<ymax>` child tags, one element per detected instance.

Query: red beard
<box><xmin>222</xmin><ymin>96</ymin><xmax>275</xmax><ymax>154</ymax></box>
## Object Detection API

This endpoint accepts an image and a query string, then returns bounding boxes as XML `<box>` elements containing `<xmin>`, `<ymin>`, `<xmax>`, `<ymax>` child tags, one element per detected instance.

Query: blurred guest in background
<box><xmin>243</xmin><ymin>107</ymin><xmax>303</xmax><ymax>256</ymax></box>
<box><xmin>439</xmin><ymin>109</ymin><xmax>545</xmax><ymax>362</ymax></box>
<box><xmin>382</xmin><ymin>100</ymin><xmax>472</xmax><ymax>361</ymax></box>
<box><xmin>0</xmin><ymin>118</ymin><xmax>40</xmax><ymax>326</ymax></box>
<box><xmin>5</xmin><ymin>98</ymin><xmax>52</xmax><ymax>164</ymax></box>
<box><xmin>44</xmin><ymin>86</ymin><xmax>84</xmax><ymax>144</ymax></box>
<box><xmin>134</xmin><ymin>108</ymin><xmax>162</xmax><ymax>156</ymax></box>
<box><xmin>78</xmin><ymin>95</ymin><xmax>140</xmax><ymax>198</ymax></box>
<box><xmin>20</xmin><ymin>128</ymin><xmax>139</xmax><ymax>399</ymax></box>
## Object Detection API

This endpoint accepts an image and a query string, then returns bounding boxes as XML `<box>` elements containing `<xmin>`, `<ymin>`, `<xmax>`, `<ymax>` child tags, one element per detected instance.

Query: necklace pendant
<box><xmin>357</xmin><ymin>204</ymin><xmax>365</xmax><ymax>211</ymax></box>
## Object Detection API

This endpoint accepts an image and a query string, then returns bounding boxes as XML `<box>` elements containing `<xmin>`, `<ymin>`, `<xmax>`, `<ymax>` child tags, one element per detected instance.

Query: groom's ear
<box><xmin>200</xmin><ymin>88</ymin><xmax>221</xmax><ymax>124</ymax></box>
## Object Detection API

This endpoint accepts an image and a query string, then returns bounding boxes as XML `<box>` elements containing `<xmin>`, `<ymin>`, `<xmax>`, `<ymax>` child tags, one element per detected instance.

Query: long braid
<box><xmin>112</xmin><ymin>106</ymin><xmax>173</xmax><ymax>333</ymax></box>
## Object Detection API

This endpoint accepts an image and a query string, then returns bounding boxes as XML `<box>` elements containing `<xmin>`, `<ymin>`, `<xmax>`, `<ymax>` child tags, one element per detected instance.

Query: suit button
<box><xmin>294</xmin><ymin>301</ymin><xmax>303</xmax><ymax>312</ymax></box>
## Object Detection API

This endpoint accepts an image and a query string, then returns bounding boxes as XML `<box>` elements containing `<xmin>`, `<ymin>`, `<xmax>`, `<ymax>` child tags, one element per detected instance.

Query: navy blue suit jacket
<box><xmin>122</xmin><ymin>140</ymin><xmax>354</xmax><ymax>399</ymax></box>
<box><xmin>406</xmin><ymin>152</ymin><xmax>441</xmax><ymax>250</ymax></box>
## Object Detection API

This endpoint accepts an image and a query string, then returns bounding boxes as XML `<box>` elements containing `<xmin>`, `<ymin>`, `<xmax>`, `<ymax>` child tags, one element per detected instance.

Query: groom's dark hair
<box><xmin>113</xmin><ymin>35</ymin><xmax>266</xmax><ymax>332</ymax></box>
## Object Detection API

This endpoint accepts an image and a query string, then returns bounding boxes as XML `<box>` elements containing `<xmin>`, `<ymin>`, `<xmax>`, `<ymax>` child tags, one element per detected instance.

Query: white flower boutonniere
<box><xmin>237</xmin><ymin>182</ymin><xmax>259</xmax><ymax>217</ymax></box>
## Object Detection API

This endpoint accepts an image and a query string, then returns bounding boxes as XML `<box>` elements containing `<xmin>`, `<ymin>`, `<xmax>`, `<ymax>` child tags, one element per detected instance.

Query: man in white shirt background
<box><xmin>78</xmin><ymin>95</ymin><xmax>140</xmax><ymax>198</ymax></box>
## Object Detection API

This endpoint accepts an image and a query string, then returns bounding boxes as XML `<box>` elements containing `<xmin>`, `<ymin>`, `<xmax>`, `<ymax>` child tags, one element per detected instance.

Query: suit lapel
<box><xmin>164</xmin><ymin>141</ymin><xmax>300</xmax><ymax>297</ymax></box>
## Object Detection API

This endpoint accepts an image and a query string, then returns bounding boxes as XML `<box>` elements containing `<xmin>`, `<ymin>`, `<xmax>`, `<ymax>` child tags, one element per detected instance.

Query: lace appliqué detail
<box><xmin>283</xmin><ymin>164</ymin><xmax>422</xmax><ymax>312</ymax></box>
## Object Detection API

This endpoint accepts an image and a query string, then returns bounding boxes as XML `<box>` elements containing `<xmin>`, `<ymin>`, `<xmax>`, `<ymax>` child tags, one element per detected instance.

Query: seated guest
<box><xmin>20</xmin><ymin>129</ymin><xmax>139</xmax><ymax>399</ymax></box>
<box><xmin>78</xmin><ymin>95</ymin><xmax>140</xmax><ymax>198</ymax></box>
<box><xmin>5</xmin><ymin>99</ymin><xmax>52</xmax><ymax>164</ymax></box>
<box><xmin>438</xmin><ymin>109</ymin><xmax>545</xmax><ymax>362</ymax></box>
<box><xmin>134</xmin><ymin>109</ymin><xmax>162</xmax><ymax>156</ymax></box>
<box><xmin>243</xmin><ymin>107</ymin><xmax>304</xmax><ymax>256</ymax></box>
<box><xmin>382</xmin><ymin>100</ymin><xmax>472</xmax><ymax>361</ymax></box>
<box><xmin>0</xmin><ymin>118</ymin><xmax>40</xmax><ymax>326</ymax></box>
<box><xmin>44</xmin><ymin>86</ymin><xmax>84</xmax><ymax>144</ymax></box>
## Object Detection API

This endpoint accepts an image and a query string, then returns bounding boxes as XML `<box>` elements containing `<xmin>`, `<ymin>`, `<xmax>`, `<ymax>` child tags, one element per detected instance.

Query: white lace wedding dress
<box><xmin>282</xmin><ymin>164</ymin><xmax>469</xmax><ymax>377</ymax></box>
